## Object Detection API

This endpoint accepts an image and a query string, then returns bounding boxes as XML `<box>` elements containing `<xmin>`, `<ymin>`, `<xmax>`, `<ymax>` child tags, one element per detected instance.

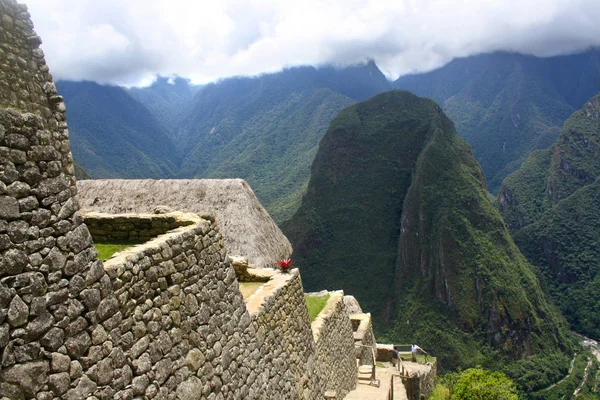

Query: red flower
<box><xmin>277</xmin><ymin>258</ymin><xmax>293</xmax><ymax>272</ymax></box>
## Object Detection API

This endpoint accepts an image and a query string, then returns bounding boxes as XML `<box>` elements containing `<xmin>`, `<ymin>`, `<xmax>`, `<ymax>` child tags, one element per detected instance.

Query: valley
<box><xmin>64</xmin><ymin>50</ymin><xmax>600</xmax><ymax>224</ymax></box>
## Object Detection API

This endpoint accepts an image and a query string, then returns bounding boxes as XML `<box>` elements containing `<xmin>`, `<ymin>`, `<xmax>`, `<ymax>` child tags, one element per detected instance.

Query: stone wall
<box><xmin>418</xmin><ymin>361</ymin><xmax>437</xmax><ymax>399</ymax></box>
<box><xmin>82</xmin><ymin>211</ymin><xmax>195</xmax><ymax>242</ymax></box>
<box><xmin>94</xmin><ymin>215</ymin><xmax>249</xmax><ymax>400</ymax></box>
<box><xmin>0</xmin><ymin>1</ymin><xmax>99</xmax><ymax>398</ymax></box>
<box><xmin>245</xmin><ymin>270</ymin><xmax>327</xmax><ymax>399</ymax></box>
<box><xmin>311</xmin><ymin>291</ymin><xmax>357</xmax><ymax>399</ymax></box>
<box><xmin>351</xmin><ymin>313</ymin><xmax>377</xmax><ymax>365</ymax></box>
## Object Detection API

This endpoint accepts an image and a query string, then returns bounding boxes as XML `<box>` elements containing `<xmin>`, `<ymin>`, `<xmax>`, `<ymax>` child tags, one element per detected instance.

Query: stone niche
<box><xmin>82</xmin><ymin>211</ymin><xmax>197</xmax><ymax>243</ymax></box>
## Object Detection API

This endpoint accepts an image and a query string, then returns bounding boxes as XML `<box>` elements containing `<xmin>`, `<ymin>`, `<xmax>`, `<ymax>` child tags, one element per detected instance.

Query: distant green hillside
<box><xmin>128</xmin><ymin>76</ymin><xmax>201</xmax><ymax>137</ymax></box>
<box><xmin>60</xmin><ymin>62</ymin><xmax>391</xmax><ymax>223</ymax></box>
<box><xmin>177</xmin><ymin>62</ymin><xmax>391</xmax><ymax>222</ymax></box>
<box><xmin>394</xmin><ymin>50</ymin><xmax>600</xmax><ymax>193</ymax></box>
<box><xmin>500</xmin><ymin>94</ymin><xmax>600</xmax><ymax>340</ymax></box>
<box><xmin>58</xmin><ymin>81</ymin><xmax>181</xmax><ymax>178</ymax></box>
<box><xmin>61</xmin><ymin>51</ymin><xmax>600</xmax><ymax>224</ymax></box>
<box><xmin>283</xmin><ymin>91</ymin><xmax>570</xmax><ymax>380</ymax></box>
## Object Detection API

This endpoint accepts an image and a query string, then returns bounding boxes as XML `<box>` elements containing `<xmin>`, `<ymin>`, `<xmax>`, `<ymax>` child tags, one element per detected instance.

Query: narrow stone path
<box><xmin>345</xmin><ymin>365</ymin><xmax>406</xmax><ymax>400</ymax></box>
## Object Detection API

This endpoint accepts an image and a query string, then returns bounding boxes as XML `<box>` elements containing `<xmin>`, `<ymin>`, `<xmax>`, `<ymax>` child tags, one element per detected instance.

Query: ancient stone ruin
<box><xmin>0</xmin><ymin>1</ymin><xmax>435</xmax><ymax>399</ymax></box>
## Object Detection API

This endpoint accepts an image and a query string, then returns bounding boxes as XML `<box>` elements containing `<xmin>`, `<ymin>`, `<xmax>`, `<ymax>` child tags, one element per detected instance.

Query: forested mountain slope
<box><xmin>62</xmin><ymin>62</ymin><xmax>391</xmax><ymax>222</ymax></box>
<box><xmin>499</xmin><ymin>94</ymin><xmax>600</xmax><ymax>340</ymax></box>
<box><xmin>177</xmin><ymin>62</ymin><xmax>391</xmax><ymax>221</ymax></box>
<box><xmin>128</xmin><ymin>76</ymin><xmax>201</xmax><ymax>137</ymax></box>
<box><xmin>283</xmin><ymin>91</ymin><xmax>570</xmax><ymax>381</ymax></box>
<box><xmin>58</xmin><ymin>81</ymin><xmax>181</xmax><ymax>178</ymax></box>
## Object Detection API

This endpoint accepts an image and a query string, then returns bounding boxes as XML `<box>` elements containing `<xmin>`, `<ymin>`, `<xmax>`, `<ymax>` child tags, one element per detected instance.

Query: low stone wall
<box><xmin>351</xmin><ymin>313</ymin><xmax>377</xmax><ymax>365</ymax></box>
<box><xmin>97</xmin><ymin>214</ymin><xmax>247</xmax><ymax>399</ymax></box>
<box><xmin>229</xmin><ymin>255</ymin><xmax>272</xmax><ymax>282</ymax></box>
<box><xmin>245</xmin><ymin>270</ymin><xmax>326</xmax><ymax>399</ymax></box>
<box><xmin>311</xmin><ymin>291</ymin><xmax>357</xmax><ymax>399</ymax></box>
<box><xmin>82</xmin><ymin>211</ymin><xmax>195</xmax><ymax>242</ymax></box>
<box><xmin>419</xmin><ymin>361</ymin><xmax>437</xmax><ymax>399</ymax></box>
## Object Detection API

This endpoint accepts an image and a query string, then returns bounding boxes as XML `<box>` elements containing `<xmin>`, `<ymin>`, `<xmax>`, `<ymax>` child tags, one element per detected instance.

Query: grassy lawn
<box><xmin>94</xmin><ymin>241</ymin><xmax>138</xmax><ymax>261</ymax></box>
<box><xmin>400</xmin><ymin>354</ymin><xmax>431</xmax><ymax>363</ymax></box>
<box><xmin>239</xmin><ymin>281</ymin><xmax>264</xmax><ymax>300</ymax></box>
<box><xmin>305</xmin><ymin>294</ymin><xmax>330</xmax><ymax>322</ymax></box>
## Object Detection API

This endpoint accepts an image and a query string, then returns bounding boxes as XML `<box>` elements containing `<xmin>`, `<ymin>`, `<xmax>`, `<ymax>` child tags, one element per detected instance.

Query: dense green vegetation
<box><xmin>305</xmin><ymin>294</ymin><xmax>330</xmax><ymax>322</ymax></box>
<box><xmin>395</xmin><ymin>50</ymin><xmax>600</xmax><ymax>192</ymax></box>
<box><xmin>284</xmin><ymin>91</ymin><xmax>570</xmax><ymax>385</ymax></box>
<box><xmin>177</xmin><ymin>63</ymin><xmax>390</xmax><ymax>222</ymax></box>
<box><xmin>528</xmin><ymin>351</ymin><xmax>599</xmax><ymax>400</ymax></box>
<box><xmin>58</xmin><ymin>81</ymin><xmax>181</xmax><ymax>179</ymax></box>
<box><xmin>430</xmin><ymin>353</ymin><xmax>600</xmax><ymax>399</ymax></box>
<box><xmin>430</xmin><ymin>367</ymin><xmax>518</xmax><ymax>400</ymax></box>
<box><xmin>94</xmin><ymin>241</ymin><xmax>138</xmax><ymax>261</ymax></box>
<box><xmin>513</xmin><ymin>182</ymin><xmax>600</xmax><ymax>339</ymax></box>
<box><xmin>499</xmin><ymin>94</ymin><xmax>600</xmax><ymax>339</ymax></box>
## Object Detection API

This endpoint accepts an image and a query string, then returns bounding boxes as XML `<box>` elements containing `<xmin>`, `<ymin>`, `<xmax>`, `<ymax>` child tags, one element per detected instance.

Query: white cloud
<box><xmin>24</xmin><ymin>0</ymin><xmax>600</xmax><ymax>86</ymax></box>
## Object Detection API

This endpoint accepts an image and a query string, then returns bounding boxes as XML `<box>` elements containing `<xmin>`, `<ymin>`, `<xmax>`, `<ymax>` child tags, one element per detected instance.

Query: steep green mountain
<box><xmin>58</xmin><ymin>81</ymin><xmax>181</xmax><ymax>178</ymax></box>
<box><xmin>177</xmin><ymin>62</ymin><xmax>391</xmax><ymax>221</ymax></box>
<box><xmin>394</xmin><ymin>50</ymin><xmax>600</xmax><ymax>192</ymax></box>
<box><xmin>283</xmin><ymin>91</ymin><xmax>569</xmax><ymax>378</ymax></box>
<box><xmin>128</xmin><ymin>76</ymin><xmax>202</xmax><ymax>137</ymax></box>
<box><xmin>500</xmin><ymin>94</ymin><xmax>600</xmax><ymax>339</ymax></box>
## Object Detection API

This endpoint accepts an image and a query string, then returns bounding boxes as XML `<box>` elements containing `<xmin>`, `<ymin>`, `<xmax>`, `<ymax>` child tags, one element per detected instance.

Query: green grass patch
<box><xmin>428</xmin><ymin>383</ymin><xmax>450</xmax><ymax>400</ymax></box>
<box><xmin>239</xmin><ymin>282</ymin><xmax>264</xmax><ymax>300</ymax></box>
<box><xmin>305</xmin><ymin>294</ymin><xmax>330</xmax><ymax>322</ymax></box>
<box><xmin>94</xmin><ymin>241</ymin><xmax>138</xmax><ymax>261</ymax></box>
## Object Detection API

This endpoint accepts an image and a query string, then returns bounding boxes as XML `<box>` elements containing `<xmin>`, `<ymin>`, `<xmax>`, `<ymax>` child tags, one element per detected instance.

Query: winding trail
<box><xmin>571</xmin><ymin>332</ymin><xmax>600</xmax><ymax>397</ymax></box>
<box><xmin>539</xmin><ymin>354</ymin><xmax>576</xmax><ymax>392</ymax></box>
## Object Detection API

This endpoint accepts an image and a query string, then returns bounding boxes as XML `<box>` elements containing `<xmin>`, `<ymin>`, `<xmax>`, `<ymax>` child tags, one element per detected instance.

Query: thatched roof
<box><xmin>76</xmin><ymin>179</ymin><xmax>292</xmax><ymax>268</ymax></box>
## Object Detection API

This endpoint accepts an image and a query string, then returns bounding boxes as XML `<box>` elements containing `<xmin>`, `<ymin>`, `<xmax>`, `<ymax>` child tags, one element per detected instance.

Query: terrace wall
<box><xmin>311</xmin><ymin>291</ymin><xmax>357</xmax><ymax>398</ymax></box>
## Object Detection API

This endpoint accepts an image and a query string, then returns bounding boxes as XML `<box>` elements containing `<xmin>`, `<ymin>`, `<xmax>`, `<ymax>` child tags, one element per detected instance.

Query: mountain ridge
<box><xmin>282</xmin><ymin>90</ymin><xmax>570</xmax><ymax>381</ymax></box>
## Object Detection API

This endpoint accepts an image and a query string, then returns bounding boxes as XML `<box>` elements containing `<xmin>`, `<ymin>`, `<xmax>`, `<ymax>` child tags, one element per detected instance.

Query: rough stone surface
<box><xmin>311</xmin><ymin>291</ymin><xmax>358</xmax><ymax>398</ymax></box>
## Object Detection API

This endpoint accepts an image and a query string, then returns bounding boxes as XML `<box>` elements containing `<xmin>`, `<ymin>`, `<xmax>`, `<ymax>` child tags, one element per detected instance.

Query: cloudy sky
<box><xmin>25</xmin><ymin>0</ymin><xmax>600</xmax><ymax>87</ymax></box>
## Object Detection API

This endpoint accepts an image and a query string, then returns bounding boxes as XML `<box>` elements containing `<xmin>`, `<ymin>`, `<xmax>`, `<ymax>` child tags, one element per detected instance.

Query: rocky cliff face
<box><xmin>284</xmin><ymin>90</ymin><xmax>569</xmax><ymax>373</ymax></box>
<box><xmin>500</xmin><ymin>93</ymin><xmax>600</xmax><ymax>339</ymax></box>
